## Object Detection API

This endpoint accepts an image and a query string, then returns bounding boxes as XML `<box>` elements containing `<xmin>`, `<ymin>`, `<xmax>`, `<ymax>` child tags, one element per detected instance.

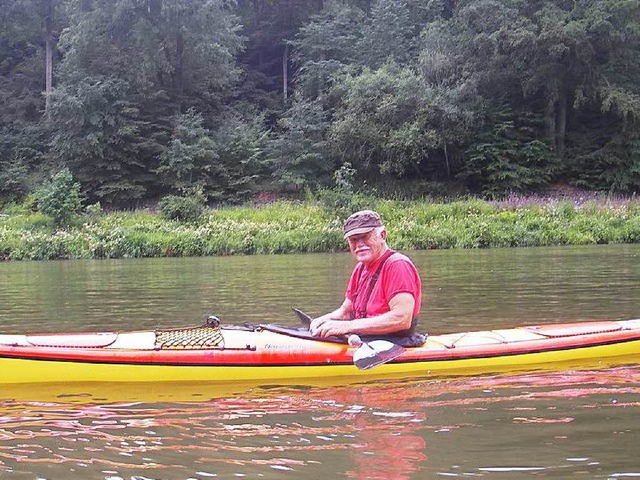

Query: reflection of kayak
<box><xmin>1</xmin><ymin>319</ymin><xmax>640</xmax><ymax>385</ymax></box>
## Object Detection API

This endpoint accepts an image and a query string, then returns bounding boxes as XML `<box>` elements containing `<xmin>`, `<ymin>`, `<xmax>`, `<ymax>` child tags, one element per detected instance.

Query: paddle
<box><xmin>292</xmin><ymin>307</ymin><xmax>312</xmax><ymax>328</ymax></box>
<box><xmin>292</xmin><ymin>308</ymin><xmax>406</xmax><ymax>370</ymax></box>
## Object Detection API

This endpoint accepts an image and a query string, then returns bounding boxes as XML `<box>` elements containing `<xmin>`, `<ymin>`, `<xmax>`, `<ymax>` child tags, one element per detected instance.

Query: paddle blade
<box><xmin>292</xmin><ymin>308</ymin><xmax>313</xmax><ymax>327</ymax></box>
<box><xmin>353</xmin><ymin>340</ymin><xmax>406</xmax><ymax>370</ymax></box>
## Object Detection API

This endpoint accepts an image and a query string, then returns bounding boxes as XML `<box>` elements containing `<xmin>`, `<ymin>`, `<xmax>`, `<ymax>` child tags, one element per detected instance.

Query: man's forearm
<box><xmin>315</xmin><ymin>305</ymin><xmax>351</xmax><ymax>322</ymax></box>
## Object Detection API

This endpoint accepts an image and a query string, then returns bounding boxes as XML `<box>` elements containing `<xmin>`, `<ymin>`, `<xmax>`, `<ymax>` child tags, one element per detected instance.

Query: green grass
<box><xmin>1</xmin><ymin>197</ymin><xmax>640</xmax><ymax>261</ymax></box>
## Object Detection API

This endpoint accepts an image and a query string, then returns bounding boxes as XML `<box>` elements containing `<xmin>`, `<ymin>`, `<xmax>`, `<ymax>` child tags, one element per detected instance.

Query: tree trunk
<box><xmin>443</xmin><ymin>0</ymin><xmax>455</xmax><ymax>19</ymax></box>
<box><xmin>149</xmin><ymin>0</ymin><xmax>162</xmax><ymax>18</ymax></box>
<box><xmin>545</xmin><ymin>87</ymin><xmax>567</xmax><ymax>159</ymax></box>
<box><xmin>545</xmin><ymin>96</ymin><xmax>557</xmax><ymax>155</ymax></box>
<box><xmin>175</xmin><ymin>32</ymin><xmax>184</xmax><ymax>98</ymax></box>
<box><xmin>282</xmin><ymin>43</ymin><xmax>289</xmax><ymax>100</ymax></box>
<box><xmin>557</xmin><ymin>91</ymin><xmax>567</xmax><ymax>160</ymax></box>
<box><xmin>44</xmin><ymin>0</ymin><xmax>54</xmax><ymax>120</ymax></box>
<box><xmin>443</xmin><ymin>143</ymin><xmax>451</xmax><ymax>179</ymax></box>
<box><xmin>253</xmin><ymin>0</ymin><xmax>264</xmax><ymax>67</ymax></box>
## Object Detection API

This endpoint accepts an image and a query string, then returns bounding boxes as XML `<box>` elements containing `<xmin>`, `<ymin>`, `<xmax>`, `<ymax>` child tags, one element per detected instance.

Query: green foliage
<box><xmin>0</xmin><ymin>158</ymin><xmax>30</xmax><ymax>203</ymax></box>
<box><xmin>0</xmin><ymin>0</ymin><xmax>48</xmax><ymax>127</ymax></box>
<box><xmin>458</xmin><ymin>110</ymin><xmax>552</xmax><ymax>198</ymax></box>
<box><xmin>569</xmin><ymin>129</ymin><xmax>640</xmax><ymax>194</ymax></box>
<box><xmin>158</xmin><ymin>109</ymin><xmax>220</xmax><ymax>196</ymax></box>
<box><xmin>357</xmin><ymin>0</ymin><xmax>421</xmax><ymax>68</ymax></box>
<box><xmin>0</xmin><ymin>124</ymin><xmax>46</xmax><ymax>203</ymax></box>
<box><xmin>159</xmin><ymin>107</ymin><xmax>271</xmax><ymax>203</ymax></box>
<box><xmin>316</xmin><ymin>163</ymin><xmax>377</xmax><ymax>218</ymax></box>
<box><xmin>1</xmin><ymin>197</ymin><xmax>640</xmax><ymax>260</ymax></box>
<box><xmin>158</xmin><ymin>195</ymin><xmax>205</xmax><ymax>223</ymax></box>
<box><xmin>84</xmin><ymin>202</ymin><xmax>103</xmax><ymax>219</ymax></box>
<box><xmin>36</xmin><ymin>168</ymin><xmax>83</xmax><ymax>226</ymax></box>
<box><xmin>48</xmin><ymin>77</ymin><xmax>152</xmax><ymax>206</ymax></box>
<box><xmin>47</xmin><ymin>0</ymin><xmax>245</xmax><ymax>205</ymax></box>
<box><xmin>291</xmin><ymin>2</ymin><xmax>364</xmax><ymax>99</ymax></box>
<box><xmin>329</xmin><ymin>61</ymin><xmax>476</xmax><ymax>181</ymax></box>
<box><xmin>268</xmin><ymin>98</ymin><xmax>332</xmax><ymax>189</ymax></box>
<box><xmin>213</xmin><ymin>112</ymin><xmax>271</xmax><ymax>203</ymax></box>
<box><xmin>236</xmin><ymin>0</ymin><xmax>324</xmax><ymax>115</ymax></box>
<box><xmin>1</xmin><ymin>0</ymin><xmax>640</xmax><ymax>205</ymax></box>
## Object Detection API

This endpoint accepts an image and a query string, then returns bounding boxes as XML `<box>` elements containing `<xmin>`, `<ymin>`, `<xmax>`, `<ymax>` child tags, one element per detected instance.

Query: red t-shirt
<box><xmin>345</xmin><ymin>251</ymin><xmax>421</xmax><ymax>319</ymax></box>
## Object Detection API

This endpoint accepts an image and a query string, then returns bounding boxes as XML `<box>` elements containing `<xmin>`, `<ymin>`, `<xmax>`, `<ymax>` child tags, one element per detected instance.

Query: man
<box><xmin>310</xmin><ymin>210</ymin><xmax>423</xmax><ymax>345</ymax></box>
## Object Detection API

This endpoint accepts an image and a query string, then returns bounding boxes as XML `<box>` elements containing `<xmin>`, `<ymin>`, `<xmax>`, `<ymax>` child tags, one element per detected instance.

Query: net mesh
<box><xmin>155</xmin><ymin>326</ymin><xmax>225</xmax><ymax>350</ymax></box>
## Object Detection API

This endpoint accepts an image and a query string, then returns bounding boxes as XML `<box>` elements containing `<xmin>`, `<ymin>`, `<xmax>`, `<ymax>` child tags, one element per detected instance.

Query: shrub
<box><xmin>36</xmin><ymin>168</ymin><xmax>83</xmax><ymax>227</ymax></box>
<box><xmin>317</xmin><ymin>163</ymin><xmax>378</xmax><ymax>218</ymax></box>
<box><xmin>85</xmin><ymin>202</ymin><xmax>103</xmax><ymax>218</ymax></box>
<box><xmin>158</xmin><ymin>195</ymin><xmax>205</xmax><ymax>222</ymax></box>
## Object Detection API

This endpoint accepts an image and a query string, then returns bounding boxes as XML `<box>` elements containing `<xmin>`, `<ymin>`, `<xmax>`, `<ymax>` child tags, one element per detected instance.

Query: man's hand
<box><xmin>311</xmin><ymin>293</ymin><xmax>415</xmax><ymax>338</ymax></box>
<box><xmin>309</xmin><ymin>298</ymin><xmax>353</xmax><ymax>337</ymax></box>
<box><xmin>310</xmin><ymin>318</ymin><xmax>351</xmax><ymax>338</ymax></box>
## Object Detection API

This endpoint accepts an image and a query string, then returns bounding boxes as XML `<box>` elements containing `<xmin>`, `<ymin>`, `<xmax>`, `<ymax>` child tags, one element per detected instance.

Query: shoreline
<box><xmin>1</xmin><ymin>197</ymin><xmax>639</xmax><ymax>261</ymax></box>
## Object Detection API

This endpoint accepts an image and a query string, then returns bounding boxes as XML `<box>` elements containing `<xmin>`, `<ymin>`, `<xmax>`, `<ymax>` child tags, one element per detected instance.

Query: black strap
<box><xmin>349</xmin><ymin>250</ymin><xmax>424</xmax><ymax>346</ymax></box>
<box><xmin>354</xmin><ymin>249</ymin><xmax>396</xmax><ymax>318</ymax></box>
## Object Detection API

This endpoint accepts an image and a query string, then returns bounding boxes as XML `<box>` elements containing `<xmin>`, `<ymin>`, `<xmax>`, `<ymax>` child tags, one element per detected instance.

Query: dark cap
<box><xmin>343</xmin><ymin>210</ymin><xmax>383</xmax><ymax>239</ymax></box>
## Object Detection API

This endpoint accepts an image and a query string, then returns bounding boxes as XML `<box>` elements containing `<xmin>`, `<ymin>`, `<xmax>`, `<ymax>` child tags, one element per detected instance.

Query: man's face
<box><xmin>346</xmin><ymin>228</ymin><xmax>387</xmax><ymax>265</ymax></box>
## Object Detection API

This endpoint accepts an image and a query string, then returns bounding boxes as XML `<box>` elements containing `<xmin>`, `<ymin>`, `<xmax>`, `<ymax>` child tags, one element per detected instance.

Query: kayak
<box><xmin>1</xmin><ymin>318</ymin><xmax>640</xmax><ymax>385</ymax></box>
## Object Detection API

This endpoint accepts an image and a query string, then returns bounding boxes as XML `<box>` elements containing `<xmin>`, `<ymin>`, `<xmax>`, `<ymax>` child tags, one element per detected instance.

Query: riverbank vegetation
<box><xmin>3</xmin><ymin>0</ymin><xmax>640</xmax><ymax>261</ymax></box>
<box><xmin>1</xmin><ymin>193</ymin><xmax>639</xmax><ymax>261</ymax></box>
<box><xmin>1</xmin><ymin>1</ymin><xmax>640</xmax><ymax>209</ymax></box>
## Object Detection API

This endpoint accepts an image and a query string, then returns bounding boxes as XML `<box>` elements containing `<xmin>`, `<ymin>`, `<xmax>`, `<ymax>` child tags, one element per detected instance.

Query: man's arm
<box><xmin>310</xmin><ymin>292</ymin><xmax>415</xmax><ymax>338</ymax></box>
<box><xmin>309</xmin><ymin>297</ymin><xmax>353</xmax><ymax>333</ymax></box>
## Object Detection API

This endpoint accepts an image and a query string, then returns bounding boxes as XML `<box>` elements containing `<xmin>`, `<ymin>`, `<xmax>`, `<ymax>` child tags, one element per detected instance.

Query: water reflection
<box><xmin>1</xmin><ymin>366</ymin><xmax>639</xmax><ymax>479</ymax></box>
<box><xmin>0</xmin><ymin>245</ymin><xmax>639</xmax><ymax>478</ymax></box>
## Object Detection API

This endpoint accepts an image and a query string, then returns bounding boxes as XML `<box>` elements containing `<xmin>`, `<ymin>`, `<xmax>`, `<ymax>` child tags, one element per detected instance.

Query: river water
<box><xmin>0</xmin><ymin>245</ymin><xmax>639</xmax><ymax>479</ymax></box>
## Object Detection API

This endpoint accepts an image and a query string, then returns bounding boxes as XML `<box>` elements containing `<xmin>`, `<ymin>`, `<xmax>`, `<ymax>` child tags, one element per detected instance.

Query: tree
<box><xmin>48</xmin><ymin>0</ymin><xmax>245</xmax><ymax>204</ymax></box>
<box><xmin>264</xmin><ymin>1</ymin><xmax>365</xmax><ymax>189</ymax></box>
<box><xmin>235</xmin><ymin>0</ymin><xmax>324</xmax><ymax>116</ymax></box>
<box><xmin>356</xmin><ymin>0</ymin><xmax>426</xmax><ymax>68</ymax></box>
<box><xmin>425</xmin><ymin>0</ymin><xmax>640</xmax><ymax>193</ymax></box>
<box><xmin>329</xmin><ymin>62</ymin><xmax>476</xmax><ymax>182</ymax></box>
<box><xmin>48</xmin><ymin>77</ymin><xmax>153</xmax><ymax>205</ymax></box>
<box><xmin>267</xmin><ymin>95</ymin><xmax>331</xmax><ymax>189</ymax></box>
<box><xmin>2</xmin><ymin>0</ymin><xmax>640</xmax><ymax>204</ymax></box>
<box><xmin>43</xmin><ymin>0</ymin><xmax>55</xmax><ymax>119</ymax></box>
<box><xmin>459</xmin><ymin>106</ymin><xmax>553</xmax><ymax>198</ymax></box>
<box><xmin>456</xmin><ymin>0</ymin><xmax>640</xmax><ymax>162</ymax></box>
<box><xmin>158</xmin><ymin>108</ymin><xmax>222</xmax><ymax>196</ymax></box>
<box><xmin>0</xmin><ymin>0</ymin><xmax>69</xmax><ymax>203</ymax></box>
<box><xmin>0</xmin><ymin>0</ymin><xmax>65</xmax><ymax>124</ymax></box>
<box><xmin>159</xmin><ymin>107</ymin><xmax>269</xmax><ymax>201</ymax></box>
<box><xmin>291</xmin><ymin>1</ymin><xmax>364</xmax><ymax>100</ymax></box>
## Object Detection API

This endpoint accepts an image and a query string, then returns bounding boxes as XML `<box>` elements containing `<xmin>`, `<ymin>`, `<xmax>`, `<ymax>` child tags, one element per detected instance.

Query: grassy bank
<box><xmin>1</xmin><ymin>196</ymin><xmax>640</xmax><ymax>261</ymax></box>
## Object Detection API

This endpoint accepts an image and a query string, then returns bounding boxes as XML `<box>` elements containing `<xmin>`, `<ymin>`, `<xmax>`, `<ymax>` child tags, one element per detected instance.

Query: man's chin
<box><xmin>355</xmin><ymin>251</ymin><xmax>372</xmax><ymax>263</ymax></box>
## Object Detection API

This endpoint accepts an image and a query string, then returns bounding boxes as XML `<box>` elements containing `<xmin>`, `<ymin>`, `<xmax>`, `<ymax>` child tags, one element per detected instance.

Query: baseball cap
<box><xmin>343</xmin><ymin>210</ymin><xmax>383</xmax><ymax>239</ymax></box>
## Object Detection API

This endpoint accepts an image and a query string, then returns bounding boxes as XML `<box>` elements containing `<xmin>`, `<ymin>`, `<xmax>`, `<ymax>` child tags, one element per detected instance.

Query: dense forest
<box><xmin>1</xmin><ymin>0</ymin><xmax>639</xmax><ymax>208</ymax></box>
